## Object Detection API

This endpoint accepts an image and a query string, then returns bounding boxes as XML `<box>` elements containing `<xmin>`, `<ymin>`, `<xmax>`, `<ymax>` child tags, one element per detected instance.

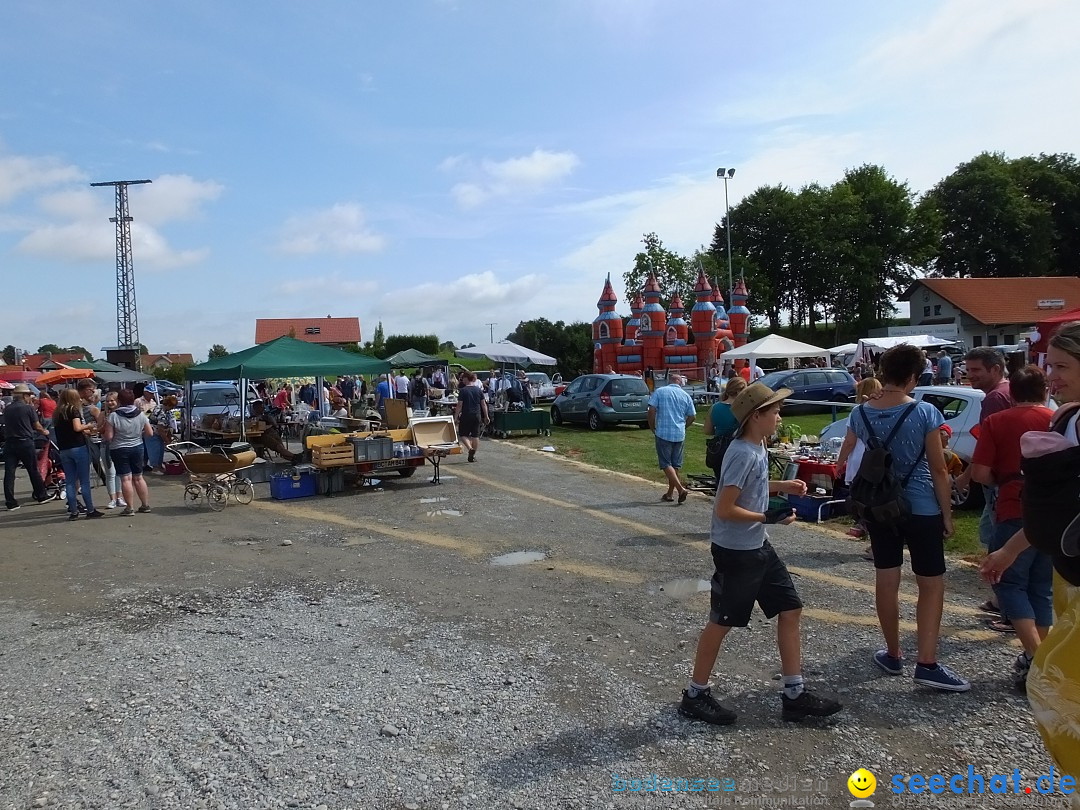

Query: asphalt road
<box><xmin>0</xmin><ymin>440</ymin><xmax>1068</xmax><ymax>809</ymax></box>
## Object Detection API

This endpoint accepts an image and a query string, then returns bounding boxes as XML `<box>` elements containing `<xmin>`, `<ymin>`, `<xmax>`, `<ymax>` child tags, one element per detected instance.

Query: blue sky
<box><xmin>2</xmin><ymin>0</ymin><xmax>1077</xmax><ymax>360</ymax></box>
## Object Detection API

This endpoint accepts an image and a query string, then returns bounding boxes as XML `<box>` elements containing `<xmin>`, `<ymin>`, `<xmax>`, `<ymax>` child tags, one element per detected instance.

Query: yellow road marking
<box><xmin>250</xmin><ymin>475</ymin><xmax>997</xmax><ymax>641</ymax></box>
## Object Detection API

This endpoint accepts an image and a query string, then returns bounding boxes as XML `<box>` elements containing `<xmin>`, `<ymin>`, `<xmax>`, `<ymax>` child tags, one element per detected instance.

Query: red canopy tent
<box><xmin>0</xmin><ymin>369</ymin><xmax>40</xmax><ymax>383</ymax></box>
<box><xmin>1031</xmin><ymin>308</ymin><xmax>1080</xmax><ymax>355</ymax></box>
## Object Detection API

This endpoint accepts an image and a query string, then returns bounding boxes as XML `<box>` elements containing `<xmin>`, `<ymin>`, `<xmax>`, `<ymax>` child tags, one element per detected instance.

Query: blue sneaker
<box><xmin>913</xmin><ymin>662</ymin><xmax>970</xmax><ymax>692</ymax></box>
<box><xmin>873</xmin><ymin>649</ymin><xmax>903</xmax><ymax>676</ymax></box>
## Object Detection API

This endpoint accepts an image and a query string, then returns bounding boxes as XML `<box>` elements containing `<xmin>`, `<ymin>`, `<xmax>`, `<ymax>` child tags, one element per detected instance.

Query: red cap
<box><xmin>939</xmin><ymin>423</ymin><xmax>953</xmax><ymax>437</ymax></box>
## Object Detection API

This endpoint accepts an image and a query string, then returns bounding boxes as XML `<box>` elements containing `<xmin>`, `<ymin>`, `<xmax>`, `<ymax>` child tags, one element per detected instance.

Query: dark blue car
<box><xmin>756</xmin><ymin>368</ymin><xmax>856</xmax><ymax>413</ymax></box>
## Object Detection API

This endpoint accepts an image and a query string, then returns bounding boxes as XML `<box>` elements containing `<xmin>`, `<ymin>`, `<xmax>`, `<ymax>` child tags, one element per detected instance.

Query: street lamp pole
<box><xmin>716</xmin><ymin>167</ymin><xmax>736</xmax><ymax>303</ymax></box>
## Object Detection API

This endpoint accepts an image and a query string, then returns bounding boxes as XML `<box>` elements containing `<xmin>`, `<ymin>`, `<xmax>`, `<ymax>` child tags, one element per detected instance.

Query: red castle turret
<box><xmin>592</xmin><ymin>270</ymin><xmax>750</xmax><ymax>380</ymax></box>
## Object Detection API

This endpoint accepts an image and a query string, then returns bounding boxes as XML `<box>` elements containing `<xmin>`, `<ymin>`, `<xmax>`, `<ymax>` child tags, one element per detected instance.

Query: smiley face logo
<box><xmin>848</xmin><ymin>768</ymin><xmax>877</xmax><ymax>798</ymax></box>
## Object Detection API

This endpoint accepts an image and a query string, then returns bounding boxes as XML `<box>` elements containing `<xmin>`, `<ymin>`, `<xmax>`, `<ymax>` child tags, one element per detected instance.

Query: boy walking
<box><xmin>679</xmin><ymin>383</ymin><xmax>843</xmax><ymax>724</ymax></box>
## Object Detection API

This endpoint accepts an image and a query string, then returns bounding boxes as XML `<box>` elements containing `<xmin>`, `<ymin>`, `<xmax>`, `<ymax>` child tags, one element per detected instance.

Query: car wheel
<box><xmin>550</xmin><ymin>406</ymin><xmax>562</xmax><ymax>426</ymax></box>
<box><xmin>588</xmin><ymin>410</ymin><xmax>602</xmax><ymax>431</ymax></box>
<box><xmin>397</xmin><ymin>467</ymin><xmax>416</xmax><ymax>478</ymax></box>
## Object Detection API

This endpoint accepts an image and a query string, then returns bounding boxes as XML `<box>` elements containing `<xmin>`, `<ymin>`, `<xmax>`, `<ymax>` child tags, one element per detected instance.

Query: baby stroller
<box><xmin>35</xmin><ymin>436</ymin><xmax>66</xmax><ymax>502</ymax></box>
<box><xmin>167</xmin><ymin>441</ymin><xmax>257</xmax><ymax>511</ymax></box>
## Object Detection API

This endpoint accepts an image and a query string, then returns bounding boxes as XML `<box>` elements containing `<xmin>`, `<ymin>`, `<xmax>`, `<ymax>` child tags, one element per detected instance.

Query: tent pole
<box><xmin>240</xmin><ymin>374</ymin><xmax>247</xmax><ymax>442</ymax></box>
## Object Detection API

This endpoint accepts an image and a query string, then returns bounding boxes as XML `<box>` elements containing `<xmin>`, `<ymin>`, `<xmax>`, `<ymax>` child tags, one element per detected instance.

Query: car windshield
<box><xmin>608</xmin><ymin>379</ymin><xmax>649</xmax><ymax>395</ymax></box>
<box><xmin>192</xmin><ymin>388</ymin><xmax>238</xmax><ymax>407</ymax></box>
<box><xmin>758</xmin><ymin>371</ymin><xmax>791</xmax><ymax>390</ymax></box>
<box><xmin>526</xmin><ymin>373</ymin><xmax>550</xmax><ymax>384</ymax></box>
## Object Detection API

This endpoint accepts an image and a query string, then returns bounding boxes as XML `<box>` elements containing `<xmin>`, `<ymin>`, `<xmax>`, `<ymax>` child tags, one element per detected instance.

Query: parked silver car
<box><xmin>550</xmin><ymin>374</ymin><xmax>650</xmax><ymax>430</ymax></box>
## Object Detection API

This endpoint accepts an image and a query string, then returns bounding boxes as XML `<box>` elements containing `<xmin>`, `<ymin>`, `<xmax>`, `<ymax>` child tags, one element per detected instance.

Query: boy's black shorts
<box><xmin>708</xmin><ymin>540</ymin><xmax>803</xmax><ymax>627</ymax></box>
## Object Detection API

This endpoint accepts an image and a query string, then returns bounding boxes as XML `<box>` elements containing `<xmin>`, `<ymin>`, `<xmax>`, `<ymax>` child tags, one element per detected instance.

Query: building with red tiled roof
<box><xmin>141</xmin><ymin>352</ymin><xmax>195</xmax><ymax>370</ymax></box>
<box><xmin>901</xmin><ymin>276</ymin><xmax>1080</xmax><ymax>348</ymax></box>
<box><xmin>254</xmin><ymin>316</ymin><xmax>362</xmax><ymax>348</ymax></box>
<box><xmin>20</xmin><ymin>352</ymin><xmax>89</xmax><ymax>371</ymax></box>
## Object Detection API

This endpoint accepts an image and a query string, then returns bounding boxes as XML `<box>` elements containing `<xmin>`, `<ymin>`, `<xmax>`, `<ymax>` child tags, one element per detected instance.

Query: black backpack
<box><xmin>1021</xmin><ymin>402</ymin><xmax>1080</xmax><ymax>586</ymax></box>
<box><xmin>847</xmin><ymin>402</ymin><xmax>925</xmax><ymax>525</ymax></box>
<box><xmin>706</xmin><ymin>431</ymin><xmax>736</xmax><ymax>477</ymax></box>
<box><xmin>411</xmin><ymin>377</ymin><xmax>427</xmax><ymax>398</ymax></box>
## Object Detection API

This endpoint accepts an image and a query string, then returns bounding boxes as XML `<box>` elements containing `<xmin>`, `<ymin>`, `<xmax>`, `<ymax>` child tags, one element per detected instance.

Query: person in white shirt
<box><xmin>752</xmin><ymin>364</ymin><xmax>765</xmax><ymax>382</ymax></box>
<box><xmin>394</xmin><ymin>373</ymin><xmax>410</xmax><ymax>396</ymax></box>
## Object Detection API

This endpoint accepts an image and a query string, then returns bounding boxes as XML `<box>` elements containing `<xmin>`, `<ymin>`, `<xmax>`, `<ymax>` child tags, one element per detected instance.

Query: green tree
<box><xmin>36</xmin><ymin>343</ymin><xmax>62</xmax><ymax>354</ymax></box>
<box><xmin>361</xmin><ymin>322</ymin><xmax>387</xmax><ymax>357</ymax></box>
<box><xmin>438</xmin><ymin>340</ymin><xmax>457</xmax><ymax>352</ymax></box>
<box><xmin>622</xmin><ymin>233</ymin><xmax>695</xmax><ymax>306</ymax></box>
<box><xmin>2</xmin><ymin>345</ymin><xmax>15</xmax><ymax>365</ymax></box>
<box><xmin>384</xmin><ymin>334</ymin><xmax>440</xmax><ymax>356</ymax></box>
<box><xmin>922</xmin><ymin>152</ymin><xmax>1055</xmax><ymax>278</ymax></box>
<box><xmin>505</xmin><ymin>318</ymin><xmax>592</xmax><ymax>378</ymax></box>
<box><xmin>208</xmin><ymin>344</ymin><xmax>230</xmax><ymax>359</ymax></box>
<box><xmin>152</xmin><ymin>363</ymin><xmax>191</xmax><ymax>384</ymax></box>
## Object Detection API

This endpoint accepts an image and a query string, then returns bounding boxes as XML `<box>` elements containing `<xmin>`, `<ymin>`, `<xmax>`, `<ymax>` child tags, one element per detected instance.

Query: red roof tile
<box><xmin>141</xmin><ymin>353</ymin><xmax>194</xmax><ymax>367</ymax></box>
<box><xmin>20</xmin><ymin>352</ymin><xmax>89</xmax><ymax>371</ymax></box>
<box><xmin>902</xmin><ymin>277</ymin><xmax>1080</xmax><ymax>325</ymax></box>
<box><xmin>255</xmin><ymin>317</ymin><xmax>361</xmax><ymax>345</ymax></box>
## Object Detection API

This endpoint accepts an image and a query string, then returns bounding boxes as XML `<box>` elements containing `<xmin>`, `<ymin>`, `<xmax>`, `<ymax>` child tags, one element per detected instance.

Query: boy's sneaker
<box><xmin>67</xmin><ymin>512</ymin><xmax>80</xmax><ymax>521</ymax></box>
<box><xmin>678</xmin><ymin>687</ymin><xmax>737</xmax><ymax>726</ymax></box>
<box><xmin>86</xmin><ymin>510</ymin><xmax>104</xmax><ymax>519</ymax></box>
<box><xmin>781</xmin><ymin>690</ymin><xmax>843</xmax><ymax>722</ymax></box>
<box><xmin>76</xmin><ymin>501</ymin><xmax>87</xmax><ymax>514</ymax></box>
<box><xmin>913</xmin><ymin>662</ymin><xmax>970</xmax><ymax>692</ymax></box>
<box><xmin>120</xmin><ymin>507</ymin><xmax>135</xmax><ymax>517</ymax></box>
<box><xmin>873</xmin><ymin>649</ymin><xmax>904</xmax><ymax>676</ymax></box>
<box><xmin>137</xmin><ymin>505</ymin><xmax>152</xmax><ymax>514</ymax></box>
<box><xmin>1013</xmin><ymin>652</ymin><xmax>1032</xmax><ymax>691</ymax></box>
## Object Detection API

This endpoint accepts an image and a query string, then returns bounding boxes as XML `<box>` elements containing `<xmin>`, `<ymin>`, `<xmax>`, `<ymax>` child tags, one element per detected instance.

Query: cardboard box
<box><xmin>410</xmin><ymin>416</ymin><xmax>459</xmax><ymax>449</ymax></box>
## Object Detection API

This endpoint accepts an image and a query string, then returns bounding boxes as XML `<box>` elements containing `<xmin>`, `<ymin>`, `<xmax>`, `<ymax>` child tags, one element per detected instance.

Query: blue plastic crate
<box><xmin>270</xmin><ymin>470</ymin><xmax>318</xmax><ymax>500</ymax></box>
<box><xmin>787</xmin><ymin>493</ymin><xmax>843</xmax><ymax>522</ymax></box>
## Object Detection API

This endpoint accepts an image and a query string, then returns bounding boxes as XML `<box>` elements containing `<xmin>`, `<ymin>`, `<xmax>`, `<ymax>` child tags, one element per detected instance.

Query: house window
<box><xmin>923</xmin><ymin>306</ymin><xmax>930</xmax><ymax>317</ymax></box>
<box><xmin>988</xmin><ymin>335</ymin><xmax>998</xmax><ymax>346</ymax></box>
<box><xmin>1005</xmin><ymin>334</ymin><xmax>1016</xmax><ymax>344</ymax></box>
<box><xmin>598</xmin><ymin>322</ymin><xmax>609</xmax><ymax>339</ymax></box>
<box><xmin>934</xmin><ymin>305</ymin><xmax>941</xmax><ymax>316</ymax></box>
<box><xmin>305</xmin><ymin>326</ymin><xmax>321</xmax><ymax>335</ymax></box>
<box><xmin>973</xmin><ymin>336</ymin><xmax>983</xmax><ymax>347</ymax></box>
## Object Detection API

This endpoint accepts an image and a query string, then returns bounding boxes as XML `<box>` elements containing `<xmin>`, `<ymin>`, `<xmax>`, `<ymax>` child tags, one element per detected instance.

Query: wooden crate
<box><xmin>312</xmin><ymin>444</ymin><xmax>356</xmax><ymax>468</ymax></box>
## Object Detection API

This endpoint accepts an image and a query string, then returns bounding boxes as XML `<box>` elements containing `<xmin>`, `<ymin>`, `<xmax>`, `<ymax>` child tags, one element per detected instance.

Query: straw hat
<box><xmin>11</xmin><ymin>383</ymin><xmax>33</xmax><ymax>395</ymax></box>
<box><xmin>730</xmin><ymin>382</ymin><xmax>792</xmax><ymax>430</ymax></box>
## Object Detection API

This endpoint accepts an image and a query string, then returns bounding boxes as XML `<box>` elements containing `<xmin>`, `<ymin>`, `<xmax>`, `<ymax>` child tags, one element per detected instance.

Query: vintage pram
<box><xmin>166</xmin><ymin>441</ymin><xmax>257</xmax><ymax>511</ymax></box>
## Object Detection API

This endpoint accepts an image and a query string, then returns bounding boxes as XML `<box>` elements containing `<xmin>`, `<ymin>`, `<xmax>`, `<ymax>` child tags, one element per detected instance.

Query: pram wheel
<box><xmin>184</xmin><ymin>484</ymin><xmax>204</xmax><ymax>509</ymax></box>
<box><xmin>207</xmin><ymin>483</ymin><xmax>229</xmax><ymax>511</ymax></box>
<box><xmin>232</xmin><ymin>479</ymin><xmax>254</xmax><ymax>505</ymax></box>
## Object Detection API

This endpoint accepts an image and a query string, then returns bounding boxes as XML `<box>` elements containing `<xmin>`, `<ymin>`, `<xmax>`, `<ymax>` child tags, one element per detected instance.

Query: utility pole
<box><xmin>486</xmin><ymin>323</ymin><xmax>497</xmax><ymax>343</ymax></box>
<box><xmin>91</xmin><ymin>179</ymin><xmax>152</xmax><ymax>368</ymax></box>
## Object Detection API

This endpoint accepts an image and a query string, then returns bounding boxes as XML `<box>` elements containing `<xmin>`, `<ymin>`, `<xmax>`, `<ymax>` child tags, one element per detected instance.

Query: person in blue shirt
<box><xmin>374</xmin><ymin>374</ymin><xmax>392</xmax><ymax>419</ymax></box>
<box><xmin>702</xmin><ymin>376</ymin><xmax>747</xmax><ymax>479</ymax></box>
<box><xmin>647</xmin><ymin>373</ymin><xmax>697</xmax><ymax>504</ymax></box>
<box><xmin>839</xmin><ymin>343</ymin><xmax>968</xmax><ymax>693</ymax></box>
<box><xmin>935</xmin><ymin>350</ymin><xmax>953</xmax><ymax>385</ymax></box>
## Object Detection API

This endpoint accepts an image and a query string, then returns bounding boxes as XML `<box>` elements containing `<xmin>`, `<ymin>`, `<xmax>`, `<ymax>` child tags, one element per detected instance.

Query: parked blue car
<box><xmin>756</xmin><ymin>368</ymin><xmax>856</xmax><ymax>413</ymax></box>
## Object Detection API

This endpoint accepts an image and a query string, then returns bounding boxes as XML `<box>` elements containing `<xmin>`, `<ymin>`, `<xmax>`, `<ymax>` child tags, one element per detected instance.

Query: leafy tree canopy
<box><xmin>208</xmin><ymin>344</ymin><xmax>230</xmax><ymax>359</ymax></box>
<box><xmin>384</xmin><ymin>334</ymin><xmax>439</xmax><ymax>356</ymax></box>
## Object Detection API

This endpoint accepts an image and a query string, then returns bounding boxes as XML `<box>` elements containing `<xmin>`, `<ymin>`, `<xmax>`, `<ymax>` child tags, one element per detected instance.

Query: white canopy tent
<box><xmin>827</xmin><ymin>342</ymin><xmax>859</xmax><ymax>355</ymax></box>
<box><xmin>455</xmin><ymin>340</ymin><xmax>558</xmax><ymax>367</ymax></box>
<box><xmin>718</xmin><ymin>334</ymin><xmax>830</xmax><ymax>368</ymax></box>
<box><xmin>856</xmin><ymin>335</ymin><xmax>958</xmax><ymax>366</ymax></box>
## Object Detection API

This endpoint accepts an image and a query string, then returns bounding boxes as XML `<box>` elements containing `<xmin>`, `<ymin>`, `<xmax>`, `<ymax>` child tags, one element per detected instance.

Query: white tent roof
<box><xmin>718</xmin><ymin>334</ymin><xmax>830</xmax><ymax>364</ymax></box>
<box><xmin>828</xmin><ymin>342</ymin><xmax>859</xmax><ymax>354</ymax></box>
<box><xmin>455</xmin><ymin>340</ymin><xmax>558</xmax><ymax>366</ymax></box>
<box><xmin>857</xmin><ymin>335</ymin><xmax>958</xmax><ymax>351</ymax></box>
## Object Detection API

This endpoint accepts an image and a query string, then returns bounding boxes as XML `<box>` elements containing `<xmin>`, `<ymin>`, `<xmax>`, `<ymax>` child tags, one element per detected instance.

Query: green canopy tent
<box><xmin>184</xmin><ymin>336</ymin><xmax>391</xmax><ymax>439</ymax></box>
<box><xmin>386</xmin><ymin>348</ymin><xmax>444</xmax><ymax>368</ymax></box>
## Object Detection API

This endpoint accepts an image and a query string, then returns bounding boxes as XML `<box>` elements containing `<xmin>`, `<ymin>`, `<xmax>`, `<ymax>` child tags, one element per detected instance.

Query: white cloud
<box><xmin>131</xmin><ymin>174</ymin><xmax>224</xmax><ymax>225</ymax></box>
<box><xmin>445</xmin><ymin>149</ymin><xmax>580</xmax><ymax>208</ymax></box>
<box><xmin>276</xmin><ymin>274</ymin><xmax>379</xmax><ymax>297</ymax></box>
<box><xmin>276</xmin><ymin>203</ymin><xmax>386</xmax><ymax>255</ymax></box>
<box><xmin>0</xmin><ymin>151</ymin><xmax>85</xmax><ymax>205</ymax></box>
<box><xmin>7</xmin><ymin>162</ymin><xmax>222</xmax><ymax>269</ymax></box>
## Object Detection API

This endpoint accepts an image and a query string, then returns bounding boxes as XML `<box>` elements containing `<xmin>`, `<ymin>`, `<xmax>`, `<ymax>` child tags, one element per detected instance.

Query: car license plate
<box><xmin>623</xmin><ymin>399</ymin><xmax>639</xmax><ymax>407</ymax></box>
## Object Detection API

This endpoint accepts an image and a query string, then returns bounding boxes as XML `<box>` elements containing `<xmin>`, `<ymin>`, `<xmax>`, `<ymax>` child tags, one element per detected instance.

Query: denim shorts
<box><xmin>990</xmin><ymin>518</ymin><xmax>1054</xmax><ymax>627</ymax></box>
<box><xmin>110</xmin><ymin>445</ymin><xmax>145</xmax><ymax>477</ymax></box>
<box><xmin>655</xmin><ymin>437</ymin><xmax>685</xmax><ymax>470</ymax></box>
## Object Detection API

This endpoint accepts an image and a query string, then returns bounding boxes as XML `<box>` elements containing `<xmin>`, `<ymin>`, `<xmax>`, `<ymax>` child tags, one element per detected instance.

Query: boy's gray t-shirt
<box><xmin>711</xmin><ymin>438</ymin><xmax>768</xmax><ymax>550</ymax></box>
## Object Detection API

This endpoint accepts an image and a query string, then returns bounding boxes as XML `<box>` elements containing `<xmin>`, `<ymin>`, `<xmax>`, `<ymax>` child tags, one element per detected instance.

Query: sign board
<box><xmin>1037</xmin><ymin>299</ymin><xmax>1066</xmax><ymax>309</ymax></box>
<box><xmin>888</xmin><ymin>324</ymin><xmax>960</xmax><ymax>339</ymax></box>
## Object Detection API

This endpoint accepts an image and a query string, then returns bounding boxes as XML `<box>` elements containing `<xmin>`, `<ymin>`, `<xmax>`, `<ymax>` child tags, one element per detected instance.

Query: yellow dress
<box><xmin>1029</xmin><ymin>572</ymin><xmax>1080</xmax><ymax>793</ymax></box>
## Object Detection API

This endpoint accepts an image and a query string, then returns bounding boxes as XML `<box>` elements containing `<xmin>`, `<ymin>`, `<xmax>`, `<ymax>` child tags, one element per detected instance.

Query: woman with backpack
<box><xmin>702</xmin><ymin>376</ymin><xmax>746</xmax><ymax>480</ymax></box>
<box><xmin>842</xmin><ymin>344</ymin><xmax>968</xmax><ymax>692</ymax></box>
<box><xmin>981</xmin><ymin>321</ymin><xmax>1080</xmax><ymax>778</ymax></box>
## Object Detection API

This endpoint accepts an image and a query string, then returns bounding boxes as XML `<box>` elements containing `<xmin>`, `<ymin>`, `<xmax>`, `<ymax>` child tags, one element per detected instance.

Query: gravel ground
<box><xmin>0</xmin><ymin>440</ymin><xmax>1072</xmax><ymax>810</ymax></box>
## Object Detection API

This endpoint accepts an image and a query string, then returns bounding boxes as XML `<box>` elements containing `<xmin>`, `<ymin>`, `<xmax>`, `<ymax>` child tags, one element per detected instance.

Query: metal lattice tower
<box><xmin>91</xmin><ymin>179</ymin><xmax>152</xmax><ymax>354</ymax></box>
